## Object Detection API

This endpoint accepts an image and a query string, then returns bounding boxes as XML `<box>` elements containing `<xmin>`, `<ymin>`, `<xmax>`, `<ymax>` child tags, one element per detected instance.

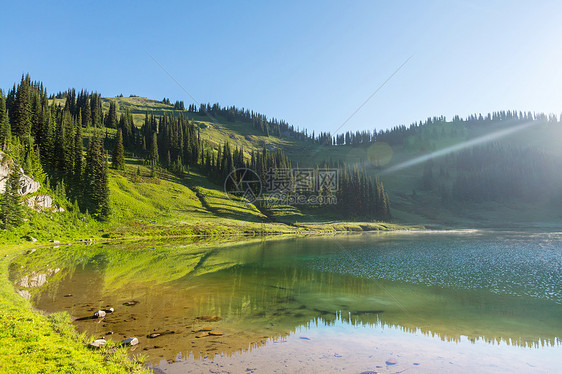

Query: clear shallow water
<box><xmin>10</xmin><ymin>231</ymin><xmax>562</xmax><ymax>373</ymax></box>
<box><xmin>308</xmin><ymin>231</ymin><xmax>562</xmax><ymax>303</ymax></box>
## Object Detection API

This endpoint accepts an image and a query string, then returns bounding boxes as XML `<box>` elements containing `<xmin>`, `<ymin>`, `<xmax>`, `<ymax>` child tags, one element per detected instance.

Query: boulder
<box><xmin>89</xmin><ymin>339</ymin><xmax>106</xmax><ymax>348</ymax></box>
<box><xmin>121</xmin><ymin>337</ymin><xmax>139</xmax><ymax>346</ymax></box>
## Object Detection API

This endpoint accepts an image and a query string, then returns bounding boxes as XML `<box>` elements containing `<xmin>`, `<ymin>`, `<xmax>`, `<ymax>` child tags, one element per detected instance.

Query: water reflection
<box><xmin>9</xmin><ymin>232</ymin><xmax>562</xmax><ymax>364</ymax></box>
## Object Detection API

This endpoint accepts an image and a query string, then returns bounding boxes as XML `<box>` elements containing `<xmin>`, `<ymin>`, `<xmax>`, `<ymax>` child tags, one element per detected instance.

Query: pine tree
<box><xmin>30</xmin><ymin>93</ymin><xmax>43</xmax><ymax>144</ymax></box>
<box><xmin>82</xmin><ymin>95</ymin><xmax>91</xmax><ymax>127</ymax></box>
<box><xmin>0</xmin><ymin>165</ymin><xmax>24</xmax><ymax>228</ymax></box>
<box><xmin>149</xmin><ymin>132</ymin><xmax>158</xmax><ymax>165</ymax></box>
<box><xmin>106</xmin><ymin>102</ymin><xmax>117</xmax><ymax>128</ymax></box>
<box><xmin>12</xmin><ymin>75</ymin><xmax>32</xmax><ymax>140</ymax></box>
<box><xmin>0</xmin><ymin>95</ymin><xmax>11</xmax><ymax>148</ymax></box>
<box><xmin>98</xmin><ymin>155</ymin><xmax>111</xmax><ymax>218</ymax></box>
<box><xmin>42</xmin><ymin>107</ymin><xmax>55</xmax><ymax>170</ymax></box>
<box><xmin>112</xmin><ymin>129</ymin><xmax>125</xmax><ymax>170</ymax></box>
<box><xmin>84</xmin><ymin>134</ymin><xmax>110</xmax><ymax>219</ymax></box>
<box><xmin>73</xmin><ymin>123</ymin><xmax>83</xmax><ymax>191</ymax></box>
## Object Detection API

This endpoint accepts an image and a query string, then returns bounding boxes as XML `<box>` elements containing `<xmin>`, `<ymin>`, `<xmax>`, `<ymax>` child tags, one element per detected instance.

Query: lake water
<box><xmin>10</xmin><ymin>231</ymin><xmax>562</xmax><ymax>373</ymax></box>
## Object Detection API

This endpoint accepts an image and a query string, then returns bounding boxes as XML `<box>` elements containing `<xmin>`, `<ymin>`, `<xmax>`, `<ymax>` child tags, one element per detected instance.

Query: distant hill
<box><xmin>2</xmin><ymin>74</ymin><xmax>561</xmax><ymax>244</ymax></box>
<box><xmin>101</xmin><ymin>95</ymin><xmax>562</xmax><ymax>227</ymax></box>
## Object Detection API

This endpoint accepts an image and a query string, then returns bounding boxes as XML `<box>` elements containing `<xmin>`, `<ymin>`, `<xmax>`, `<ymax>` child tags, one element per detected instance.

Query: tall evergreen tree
<box><xmin>149</xmin><ymin>132</ymin><xmax>158</xmax><ymax>165</ymax></box>
<box><xmin>112</xmin><ymin>129</ymin><xmax>125</xmax><ymax>170</ymax></box>
<box><xmin>12</xmin><ymin>75</ymin><xmax>32</xmax><ymax>140</ymax></box>
<box><xmin>0</xmin><ymin>165</ymin><xmax>24</xmax><ymax>228</ymax></box>
<box><xmin>84</xmin><ymin>134</ymin><xmax>110</xmax><ymax>219</ymax></box>
<box><xmin>73</xmin><ymin>123</ymin><xmax>83</xmax><ymax>192</ymax></box>
<box><xmin>0</xmin><ymin>95</ymin><xmax>10</xmax><ymax>148</ymax></box>
<box><xmin>106</xmin><ymin>101</ymin><xmax>117</xmax><ymax>128</ymax></box>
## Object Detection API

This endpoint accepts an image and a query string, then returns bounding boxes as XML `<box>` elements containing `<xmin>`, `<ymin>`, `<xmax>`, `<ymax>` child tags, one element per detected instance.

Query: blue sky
<box><xmin>2</xmin><ymin>1</ymin><xmax>562</xmax><ymax>134</ymax></box>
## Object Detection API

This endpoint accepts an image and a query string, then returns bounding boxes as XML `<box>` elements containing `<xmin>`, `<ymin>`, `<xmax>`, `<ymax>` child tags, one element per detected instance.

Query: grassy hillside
<box><xmin>97</xmin><ymin>96</ymin><xmax>562</xmax><ymax>228</ymax></box>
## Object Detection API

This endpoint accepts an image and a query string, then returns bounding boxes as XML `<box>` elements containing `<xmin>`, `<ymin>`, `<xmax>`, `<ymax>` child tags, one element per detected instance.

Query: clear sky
<box><xmin>2</xmin><ymin>1</ymin><xmax>562</xmax><ymax>134</ymax></box>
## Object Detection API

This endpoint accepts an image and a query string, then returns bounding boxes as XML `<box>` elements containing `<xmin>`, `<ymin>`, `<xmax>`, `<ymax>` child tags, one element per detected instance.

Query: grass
<box><xmin>0</xmin><ymin>244</ymin><xmax>150</xmax><ymax>374</ymax></box>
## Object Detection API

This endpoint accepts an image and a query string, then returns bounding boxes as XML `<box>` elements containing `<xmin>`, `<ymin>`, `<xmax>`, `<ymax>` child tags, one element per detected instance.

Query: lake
<box><xmin>10</xmin><ymin>231</ymin><xmax>562</xmax><ymax>373</ymax></box>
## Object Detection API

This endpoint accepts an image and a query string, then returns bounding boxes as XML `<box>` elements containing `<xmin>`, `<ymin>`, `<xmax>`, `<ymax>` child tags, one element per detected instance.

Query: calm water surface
<box><xmin>10</xmin><ymin>231</ymin><xmax>562</xmax><ymax>373</ymax></box>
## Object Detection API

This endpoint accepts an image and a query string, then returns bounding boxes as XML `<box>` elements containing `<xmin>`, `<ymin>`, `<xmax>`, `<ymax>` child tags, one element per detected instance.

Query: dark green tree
<box><xmin>112</xmin><ymin>129</ymin><xmax>125</xmax><ymax>170</ymax></box>
<box><xmin>0</xmin><ymin>165</ymin><xmax>24</xmax><ymax>228</ymax></box>
<box><xmin>84</xmin><ymin>134</ymin><xmax>110</xmax><ymax>219</ymax></box>
<box><xmin>149</xmin><ymin>132</ymin><xmax>158</xmax><ymax>165</ymax></box>
<box><xmin>106</xmin><ymin>102</ymin><xmax>117</xmax><ymax>128</ymax></box>
<box><xmin>11</xmin><ymin>75</ymin><xmax>32</xmax><ymax>140</ymax></box>
<box><xmin>0</xmin><ymin>94</ymin><xmax>10</xmax><ymax>148</ymax></box>
<box><xmin>73</xmin><ymin>123</ymin><xmax>83</xmax><ymax>192</ymax></box>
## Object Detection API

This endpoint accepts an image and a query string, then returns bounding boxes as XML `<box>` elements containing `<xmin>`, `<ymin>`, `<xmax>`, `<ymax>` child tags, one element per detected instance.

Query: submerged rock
<box><xmin>208</xmin><ymin>331</ymin><xmax>223</xmax><ymax>336</ymax></box>
<box><xmin>121</xmin><ymin>337</ymin><xmax>139</xmax><ymax>346</ymax></box>
<box><xmin>385</xmin><ymin>358</ymin><xmax>397</xmax><ymax>365</ymax></box>
<box><xmin>94</xmin><ymin>310</ymin><xmax>106</xmax><ymax>318</ymax></box>
<box><xmin>196</xmin><ymin>316</ymin><xmax>221</xmax><ymax>322</ymax></box>
<box><xmin>123</xmin><ymin>300</ymin><xmax>139</xmax><ymax>306</ymax></box>
<box><xmin>195</xmin><ymin>333</ymin><xmax>208</xmax><ymax>338</ymax></box>
<box><xmin>147</xmin><ymin>330</ymin><xmax>175</xmax><ymax>339</ymax></box>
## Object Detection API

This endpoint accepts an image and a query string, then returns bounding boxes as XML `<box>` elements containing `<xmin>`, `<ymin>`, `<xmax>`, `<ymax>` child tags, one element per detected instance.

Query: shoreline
<box><xmin>4</xmin><ymin>225</ymin><xmax>560</xmax><ymax>373</ymax></box>
<box><xmin>0</xmin><ymin>220</ymin><xmax>418</xmax><ymax>373</ymax></box>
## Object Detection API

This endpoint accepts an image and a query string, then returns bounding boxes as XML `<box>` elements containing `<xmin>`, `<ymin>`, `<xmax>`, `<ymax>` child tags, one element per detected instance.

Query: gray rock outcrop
<box><xmin>24</xmin><ymin>194</ymin><xmax>64</xmax><ymax>212</ymax></box>
<box><xmin>0</xmin><ymin>151</ymin><xmax>40</xmax><ymax>195</ymax></box>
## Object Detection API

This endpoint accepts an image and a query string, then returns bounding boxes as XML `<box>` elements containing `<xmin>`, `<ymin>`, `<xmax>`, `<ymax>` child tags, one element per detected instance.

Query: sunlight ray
<box><xmin>380</xmin><ymin>119</ymin><xmax>540</xmax><ymax>175</ymax></box>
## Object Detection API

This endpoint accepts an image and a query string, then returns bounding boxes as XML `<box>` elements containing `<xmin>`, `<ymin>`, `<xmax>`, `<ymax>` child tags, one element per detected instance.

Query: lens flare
<box><xmin>367</xmin><ymin>142</ymin><xmax>394</xmax><ymax>167</ymax></box>
<box><xmin>380</xmin><ymin>120</ymin><xmax>540</xmax><ymax>175</ymax></box>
